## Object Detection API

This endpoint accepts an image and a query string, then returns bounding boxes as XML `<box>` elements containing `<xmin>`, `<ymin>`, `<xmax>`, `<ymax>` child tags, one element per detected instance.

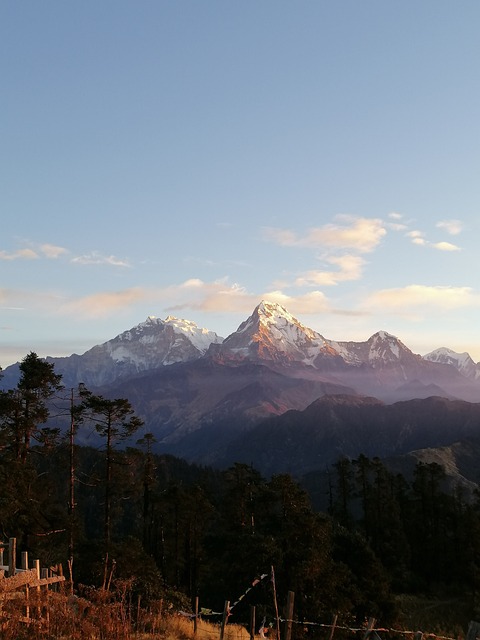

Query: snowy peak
<box><xmin>40</xmin><ymin>314</ymin><xmax>223</xmax><ymax>388</ymax></box>
<box><xmin>367</xmin><ymin>331</ymin><xmax>410</xmax><ymax>363</ymax></box>
<box><xmin>103</xmin><ymin>314</ymin><xmax>222</xmax><ymax>366</ymax></box>
<box><xmin>163</xmin><ymin>315</ymin><xmax>223</xmax><ymax>353</ymax></box>
<box><xmin>329</xmin><ymin>331</ymin><xmax>420</xmax><ymax>368</ymax></box>
<box><xmin>219</xmin><ymin>300</ymin><xmax>331</xmax><ymax>366</ymax></box>
<box><xmin>424</xmin><ymin>347</ymin><xmax>480</xmax><ymax>381</ymax></box>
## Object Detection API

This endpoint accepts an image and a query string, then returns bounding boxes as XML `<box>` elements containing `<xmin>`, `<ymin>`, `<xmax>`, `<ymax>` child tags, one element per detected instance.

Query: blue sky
<box><xmin>2</xmin><ymin>1</ymin><xmax>480</xmax><ymax>369</ymax></box>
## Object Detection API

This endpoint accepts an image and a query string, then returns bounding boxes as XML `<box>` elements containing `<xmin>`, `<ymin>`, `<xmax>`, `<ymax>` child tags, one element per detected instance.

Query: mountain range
<box><xmin>2</xmin><ymin>300</ymin><xmax>480</xmax><ymax>485</ymax></box>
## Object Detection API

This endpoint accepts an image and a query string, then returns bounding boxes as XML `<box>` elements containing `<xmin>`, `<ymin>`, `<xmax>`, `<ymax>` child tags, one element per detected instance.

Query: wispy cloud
<box><xmin>0</xmin><ymin>242</ymin><xmax>68</xmax><ymax>261</ymax></box>
<box><xmin>60</xmin><ymin>287</ymin><xmax>146</xmax><ymax>317</ymax></box>
<box><xmin>364</xmin><ymin>285</ymin><xmax>479</xmax><ymax>314</ymax></box>
<box><xmin>437</xmin><ymin>219</ymin><xmax>463</xmax><ymax>235</ymax></box>
<box><xmin>0</xmin><ymin>248</ymin><xmax>39</xmax><ymax>260</ymax></box>
<box><xmin>407</xmin><ymin>230</ymin><xmax>427</xmax><ymax>246</ymax></box>
<box><xmin>295</xmin><ymin>255</ymin><xmax>366</xmax><ymax>286</ymax></box>
<box><xmin>407</xmin><ymin>230</ymin><xmax>460</xmax><ymax>251</ymax></box>
<box><xmin>386</xmin><ymin>211</ymin><xmax>408</xmax><ymax>231</ymax></box>
<box><xmin>168</xmin><ymin>280</ymin><xmax>331</xmax><ymax>315</ymax></box>
<box><xmin>264</xmin><ymin>216</ymin><xmax>386</xmax><ymax>254</ymax></box>
<box><xmin>71</xmin><ymin>252</ymin><xmax>131</xmax><ymax>267</ymax></box>
<box><xmin>40</xmin><ymin>243</ymin><xmax>68</xmax><ymax>258</ymax></box>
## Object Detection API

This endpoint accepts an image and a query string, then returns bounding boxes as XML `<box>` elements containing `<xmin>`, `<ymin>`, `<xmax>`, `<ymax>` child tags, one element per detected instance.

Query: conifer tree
<box><xmin>0</xmin><ymin>352</ymin><xmax>63</xmax><ymax>462</ymax></box>
<box><xmin>80</xmin><ymin>392</ymin><xmax>143</xmax><ymax>550</ymax></box>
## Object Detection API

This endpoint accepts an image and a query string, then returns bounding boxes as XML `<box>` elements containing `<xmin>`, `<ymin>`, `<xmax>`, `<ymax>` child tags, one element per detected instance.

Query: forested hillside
<box><xmin>1</xmin><ymin>353</ymin><xmax>480</xmax><ymax>636</ymax></box>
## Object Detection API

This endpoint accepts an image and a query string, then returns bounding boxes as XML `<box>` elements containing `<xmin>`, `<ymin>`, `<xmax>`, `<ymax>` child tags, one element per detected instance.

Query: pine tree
<box><xmin>80</xmin><ymin>392</ymin><xmax>143</xmax><ymax>550</ymax></box>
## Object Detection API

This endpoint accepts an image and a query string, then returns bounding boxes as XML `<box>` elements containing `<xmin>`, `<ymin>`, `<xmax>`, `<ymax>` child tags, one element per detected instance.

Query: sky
<box><xmin>1</xmin><ymin>1</ymin><xmax>480</xmax><ymax>370</ymax></box>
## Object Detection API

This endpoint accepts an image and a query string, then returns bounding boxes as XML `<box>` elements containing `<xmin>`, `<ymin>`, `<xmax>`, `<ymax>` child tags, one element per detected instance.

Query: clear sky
<box><xmin>2</xmin><ymin>1</ymin><xmax>480</xmax><ymax>369</ymax></box>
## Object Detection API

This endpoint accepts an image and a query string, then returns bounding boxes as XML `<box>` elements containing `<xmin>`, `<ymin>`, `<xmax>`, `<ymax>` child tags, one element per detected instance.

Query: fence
<box><xmin>182</xmin><ymin>568</ymin><xmax>480</xmax><ymax>640</ymax></box>
<box><xmin>0</xmin><ymin>537</ymin><xmax>65</xmax><ymax>625</ymax></box>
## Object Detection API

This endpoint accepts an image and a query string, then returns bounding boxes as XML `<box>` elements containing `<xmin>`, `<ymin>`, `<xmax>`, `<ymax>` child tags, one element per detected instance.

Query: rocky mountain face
<box><xmin>207</xmin><ymin>301</ymin><xmax>479</xmax><ymax>403</ymax></box>
<box><xmin>209</xmin><ymin>300</ymin><xmax>338</xmax><ymax>367</ymax></box>
<box><xmin>424</xmin><ymin>347</ymin><xmax>480</xmax><ymax>381</ymax></box>
<box><xmin>41</xmin><ymin>316</ymin><xmax>222</xmax><ymax>388</ymax></box>
<box><xmin>3</xmin><ymin>300</ymin><xmax>480</xmax><ymax>481</ymax></box>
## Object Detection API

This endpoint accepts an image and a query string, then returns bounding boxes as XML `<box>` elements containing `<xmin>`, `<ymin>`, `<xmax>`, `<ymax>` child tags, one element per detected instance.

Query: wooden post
<box><xmin>219</xmin><ymin>600</ymin><xmax>230</xmax><ymax>640</ymax></box>
<box><xmin>34</xmin><ymin>559</ymin><xmax>40</xmax><ymax>581</ymax></box>
<box><xmin>466</xmin><ymin>621</ymin><xmax>480</xmax><ymax>640</ymax></box>
<box><xmin>194</xmin><ymin>596</ymin><xmax>199</xmax><ymax>635</ymax></box>
<box><xmin>8</xmin><ymin>537</ymin><xmax>16</xmax><ymax>577</ymax></box>
<box><xmin>21</xmin><ymin>549</ymin><xmax>30</xmax><ymax>620</ymax></box>
<box><xmin>328</xmin><ymin>614</ymin><xmax>338</xmax><ymax>640</ymax></box>
<box><xmin>271</xmin><ymin>566</ymin><xmax>281</xmax><ymax>640</ymax></box>
<box><xmin>250</xmin><ymin>606</ymin><xmax>256</xmax><ymax>640</ymax></box>
<box><xmin>34</xmin><ymin>559</ymin><xmax>41</xmax><ymax>617</ymax></box>
<box><xmin>283</xmin><ymin>591</ymin><xmax>294</xmax><ymax>640</ymax></box>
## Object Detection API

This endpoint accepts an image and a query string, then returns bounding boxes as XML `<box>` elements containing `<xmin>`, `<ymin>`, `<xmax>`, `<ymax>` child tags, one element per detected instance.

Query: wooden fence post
<box><xmin>8</xmin><ymin>537</ymin><xmax>16</xmax><ymax>577</ymax></box>
<box><xmin>219</xmin><ymin>600</ymin><xmax>230</xmax><ymax>640</ymax></box>
<box><xmin>34</xmin><ymin>559</ymin><xmax>41</xmax><ymax>617</ymax></box>
<box><xmin>194</xmin><ymin>596</ymin><xmax>199</xmax><ymax>635</ymax></box>
<box><xmin>250</xmin><ymin>605</ymin><xmax>256</xmax><ymax>640</ymax></box>
<box><xmin>283</xmin><ymin>591</ymin><xmax>294</xmax><ymax>640</ymax></box>
<box><xmin>271</xmin><ymin>566</ymin><xmax>281</xmax><ymax>640</ymax></box>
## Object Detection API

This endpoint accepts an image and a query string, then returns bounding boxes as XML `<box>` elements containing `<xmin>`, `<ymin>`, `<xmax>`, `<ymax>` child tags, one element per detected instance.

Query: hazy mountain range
<box><xmin>2</xmin><ymin>301</ymin><xmax>480</xmax><ymax>488</ymax></box>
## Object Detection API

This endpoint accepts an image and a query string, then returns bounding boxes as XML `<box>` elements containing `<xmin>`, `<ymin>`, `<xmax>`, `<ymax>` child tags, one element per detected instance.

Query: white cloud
<box><xmin>168</xmin><ymin>280</ymin><xmax>332</xmax><ymax>315</ymax></box>
<box><xmin>408</xmin><ymin>230</ymin><xmax>422</xmax><ymax>240</ymax></box>
<box><xmin>407</xmin><ymin>230</ymin><xmax>460</xmax><ymax>251</ymax></box>
<box><xmin>295</xmin><ymin>255</ymin><xmax>365</xmax><ymax>286</ymax></box>
<box><xmin>411</xmin><ymin>237</ymin><xmax>427</xmax><ymax>246</ymax></box>
<box><xmin>437</xmin><ymin>219</ymin><xmax>463</xmax><ymax>235</ymax></box>
<box><xmin>0</xmin><ymin>248</ymin><xmax>39</xmax><ymax>260</ymax></box>
<box><xmin>71</xmin><ymin>252</ymin><xmax>131</xmax><ymax>267</ymax></box>
<box><xmin>431</xmin><ymin>241</ymin><xmax>461</xmax><ymax>252</ymax></box>
<box><xmin>40</xmin><ymin>243</ymin><xmax>68</xmax><ymax>259</ymax></box>
<box><xmin>264</xmin><ymin>216</ymin><xmax>386</xmax><ymax>253</ymax></box>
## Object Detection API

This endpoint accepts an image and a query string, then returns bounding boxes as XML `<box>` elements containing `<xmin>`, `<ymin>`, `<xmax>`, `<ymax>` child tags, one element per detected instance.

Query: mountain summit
<box><xmin>214</xmin><ymin>300</ymin><xmax>335</xmax><ymax>366</ymax></box>
<box><xmin>43</xmin><ymin>315</ymin><xmax>223</xmax><ymax>387</ymax></box>
<box><xmin>424</xmin><ymin>347</ymin><xmax>480</xmax><ymax>381</ymax></box>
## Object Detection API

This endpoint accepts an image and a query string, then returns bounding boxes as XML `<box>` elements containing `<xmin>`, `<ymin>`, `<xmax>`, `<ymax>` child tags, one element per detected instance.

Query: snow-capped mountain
<box><xmin>210</xmin><ymin>300</ymin><xmax>338</xmax><ymax>366</ymax></box>
<box><xmin>42</xmin><ymin>315</ymin><xmax>223</xmax><ymax>387</ymax></box>
<box><xmin>330</xmin><ymin>331</ymin><xmax>420</xmax><ymax>368</ymax></box>
<box><xmin>3</xmin><ymin>299</ymin><xmax>480</xmax><ymax>474</ymax></box>
<box><xmin>212</xmin><ymin>302</ymin><xmax>433</xmax><ymax>372</ymax></box>
<box><xmin>2</xmin><ymin>300</ymin><xmax>479</xmax><ymax>404</ymax></box>
<box><xmin>423</xmin><ymin>347</ymin><xmax>480</xmax><ymax>381</ymax></box>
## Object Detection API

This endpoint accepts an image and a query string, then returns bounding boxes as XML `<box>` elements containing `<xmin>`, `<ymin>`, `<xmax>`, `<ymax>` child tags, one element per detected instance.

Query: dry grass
<box><xmin>0</xmin><ymin>585</ymin><xmax>257</xmax><ymax>640</ymax></box>
<box><xmin>165</xmin><ymin>615</ymin><xmax>253</xmax><ymax>640</ymax></box>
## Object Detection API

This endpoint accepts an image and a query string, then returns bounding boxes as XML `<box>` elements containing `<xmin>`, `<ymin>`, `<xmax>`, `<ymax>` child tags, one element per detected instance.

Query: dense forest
<box><xmin>1</xmin><ymin>352</ymin><xmax>480</xmax><ymax>635</ymax></box>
